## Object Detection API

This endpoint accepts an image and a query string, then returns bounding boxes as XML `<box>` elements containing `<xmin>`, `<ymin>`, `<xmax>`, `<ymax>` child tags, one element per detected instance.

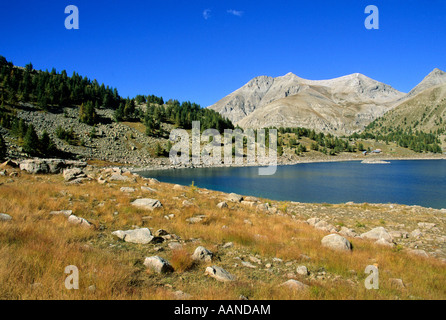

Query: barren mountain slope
<box><xmin>208</xmin><ymin>72</ymin><xmax>405</xmax><ymax>135</ymax></box>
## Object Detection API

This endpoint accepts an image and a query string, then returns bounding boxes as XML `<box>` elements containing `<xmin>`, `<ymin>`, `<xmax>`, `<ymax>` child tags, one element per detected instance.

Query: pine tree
<box><xmin>23</xmin><ymin>124</ymin><xmax>39</xmax><ymax>155</ymax></box>
<box><xmin>79</xmin><ymin>101</ymin><xmax>97</xmax><ymax>125</ymax></box>
<box><xmin>39</xmin><ymin>131</ymin><xmax>55</xmax><ymax>156</ymax></box>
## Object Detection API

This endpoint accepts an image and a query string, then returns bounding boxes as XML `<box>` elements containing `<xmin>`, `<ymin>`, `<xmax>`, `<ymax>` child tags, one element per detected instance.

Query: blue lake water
<box><xmin>139</xmin><ymin>160</ymin><xmax>446</xmax><ymax>209</ymax></box>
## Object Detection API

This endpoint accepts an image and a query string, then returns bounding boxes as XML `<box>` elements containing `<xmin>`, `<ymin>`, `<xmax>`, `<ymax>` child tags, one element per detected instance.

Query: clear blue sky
<box><xmin>1</xmin><ymin>0</ymin><xmax>445</xmax><ymax>106</ymax></box>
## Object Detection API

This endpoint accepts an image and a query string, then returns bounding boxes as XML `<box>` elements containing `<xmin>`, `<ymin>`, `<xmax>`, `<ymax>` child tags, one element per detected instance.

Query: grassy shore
<box><xmin>0</xmin><ymin>164</ymin><xmax>445</xmax><ymax>300</ymax></box>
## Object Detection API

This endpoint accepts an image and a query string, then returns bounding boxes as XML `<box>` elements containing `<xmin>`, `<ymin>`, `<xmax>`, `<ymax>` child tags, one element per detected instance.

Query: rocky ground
<box><xmin>1</xmin><ymin>159</ymin><xmax>445</xmax><ymax>300</ymax></box>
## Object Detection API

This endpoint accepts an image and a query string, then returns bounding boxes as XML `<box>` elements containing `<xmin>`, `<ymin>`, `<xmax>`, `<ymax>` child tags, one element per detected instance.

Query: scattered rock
<box><xmin>182</xmin><ymin>200</ymin><xmax>193</xmax><ymax>207</ymax></box>
<box><xmin>144</xmin><ymin>256</ymin><xmax>174</xmax><ymax>273</ymax></box>
<box><xmin>296</xmin><ymin>266</ymin><xmax>309</xmax><ymax>276</ymax></box>
<box><xmin>63</xmin><ymin>168</ymin><xmax>86</xmax><ymax>182</ymax></box>
<box><xmin>186</xmin><ymin>215</ymin><xmax>206</xmax><ymax>224</ymax></box>
<box><xmin>241</xmin><ymin>261</ymin><xmax>257</xmax><ymax>269</ymax></box>
<box><xmin>0</xmin><ymin>213</ymin><xmax>12</xmax><ymax>221</ymax></box>
<box><xmin>249</xmin><ymin>256</ymin><xmax>262</xmax><ymax>264</ymax></box>
<box><xmin>361</xmin><ymin>227</ymin><xmax>392</xmax><ymax>242</ymax></box>
<box><xmin>120</xmin><ymin>187</ymin><xmax>135</xmax><ymax>193</ymax></box>
<box><xmin>173</xmin><ymin>184</ymin><xmax>184</xmax><ymax>191</ymax></box>
<box><xmin>217</xmin><ymin>201</ymin><xmax>228</xmax><ymax>209</ymax></box>
<box><xmin>67</xmin><ymin>215</ymin><xmax>91</xmax><ymax>228</ymax></box>
<box><xmin>307</xmin><ymin>217</ymin><xmax>320</xmax><ymax>226</ymax></box>
<box><xmin>321</xmin><ymin>234</ymin><xmax>352</xmax><ymax>251</ymax></box>
<box><xmin>205</xmin><ymin>266</ymin><xmax>235</xmax><ymax>282</ymax></box>
<box><xmin>227</xmin><ymin>193</ymin><xmax>243</xmax><ymax>202</ymax></box>
<box><xmin>131</xmin><ymin>198</ymin><xmax>163</xmax><ymax>211</ymax></box>
<box><xmin>20</xmin><ymin>159</ymin><xmax>86</xmax><ymax>174</ymax></box>
<box><xmin>314</xmin><ymin>220</ymin><xmax>336</xmax><ymax>232</ymax></box>
<box><xmin>49</xmin><ymin>210</ymin><xmax>73</xmax><ymax>217</ymax></box>
<box><xmin>192</xmin><ymin>246</ymin><xmax>213</xmax><ymax>262</ymax></box>
<box><xmin>112</xmin><ymin>228</ymin><xmax>154</xmax><ymax>244</ymax></box>
<box><xmin>280</xmin><ymin>279</ymin><xmax>309</xmax><ymax>291</ymax></box>
<box><xmin>109</xmin><ymin>174</ymin><xmax>131</xmax><ymax>182</ymax></box>
<box><xmin>222</xmin><ymin>242</ymin><xmax>234</xmax><ymax>249</ymax></box>
<box><xmin>339</xmin><ymin>226</ymin><xmax>358</xmax><ymax>237</ymax></box>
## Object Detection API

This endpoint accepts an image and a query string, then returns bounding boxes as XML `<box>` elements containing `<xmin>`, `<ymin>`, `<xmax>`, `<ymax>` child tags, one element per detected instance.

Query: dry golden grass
<box><xmin>0</xmin><ymin>168</ymin><xmax>445</xmax><ymax>300</ymax></box>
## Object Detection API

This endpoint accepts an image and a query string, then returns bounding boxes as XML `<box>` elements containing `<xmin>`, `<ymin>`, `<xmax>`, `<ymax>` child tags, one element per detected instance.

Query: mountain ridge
<box><xmin>208</xmin><ymin>69</ymin><xmax>445</xmax><ymax>135</ymax></box>
<box><xmin>208</xmin><ymin>71</ymin><xmax>407</xmax><ymax>135</ymax></box>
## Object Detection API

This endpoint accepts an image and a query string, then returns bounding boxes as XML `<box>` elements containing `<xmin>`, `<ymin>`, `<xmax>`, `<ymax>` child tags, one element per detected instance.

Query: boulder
<box><xmin>314</xmin><ymin>220</ymin><xmax>336</xmax><ymax>232</ymax></box>
<box><xmin>241</xmin><ymin>261</ymin><xmax>257</xmax><ymax>269</ymax></box>
<box><xmin>109</xmin><ymin>174</ymin><xmax>131</xmax><ymax>182</ymax></box>
<box><xmin>227</xmin><ymin>193</ymin><xmax>243</xmax><ymax>202</ymax></box>
<box><xmin>49</xmin><ymin>210</ymin><xmax>73</xmax><ymax>217</ymax></box>
<box><xmin>321</xmin><ymin>234</ymin><xmax>352</xmax><ymax>251</ymax></box>
<box><xmin>205</xmin><ymin>266</ymin><xmax>235</xmax><ymax>282</ymax></box>
<box><xmin>192</xmin><ymin>246</ymin><xmax>213</xmax><ymax>262</ymax></box>
<box><xmin>361</xmin><ymin>227</ymin><xmax>392</xmax><ymax>242</ymax></box>
<box><xmin>339</xmin><ymin>226</ymin><xmax>358</xmax><ymax>237</ymax></box>
<box><xmin>217</xmin><ymin>201</ymin><xmax>228</xmax><ymax>209</ymax></box>
<box><xmin>186</xmin><ymin>215</ymin><xmax>206</xmax><ymax>224</ymax></box>
<box><xmin>120</xmin><ymin>187</ymin><xmax>135</xmax><ymax>193</ymax></box>
<box><xmin>20</xmin><ymin>159</ymin><xmax>86</xmax><ymax>174</ymax></box>
<box><xmin>143</xmin><ymin>256</ymin><xmax>174</xmax><ymax>273</ymax></box>
<box><xmin>112</xmin><ymin>228</ymin><xmax>153</xmax><ymax>244</ymax></box>
<box><xmin>20</xmin><ymin>159</ymin><xmax>49</xmax><ymax>174</ymax></box>
<box><xmin>67</xmin><ymin>215</ymin><xmax>91</xmax><ymax>228</ymax></box>
<box><xmin>131</xmin><ymin>198</ymin><xmax>163</xmax><ymax>211</ymax></box>
<box><xmin>0</xmin><ymin>213</ymin><xmax>12</xmax><ymax>221</ymax></box>
<box><xmin>63</xmin><ymin>168</ymin><xmax>86</xmax><ymax>182</ymax></box>
<box><xmin>296</xmin><ymin>266</ymin><xmax>309</xmax><ymax>276</ymax></box>
<box><xmin>306</xmin><ymin>218</ymin><xmax>320</xmax><ymax>226</ymax></box>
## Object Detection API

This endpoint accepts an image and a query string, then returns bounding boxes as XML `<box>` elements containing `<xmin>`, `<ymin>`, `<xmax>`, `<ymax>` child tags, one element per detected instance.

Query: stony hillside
<box><xmin>208</xmin><ymin>72</ymin><xmax>405</xmax><ymax>135</ymax></box>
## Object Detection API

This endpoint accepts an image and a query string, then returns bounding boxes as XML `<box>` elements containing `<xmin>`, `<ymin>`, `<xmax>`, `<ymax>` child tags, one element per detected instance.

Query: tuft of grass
<box><xmin>169</xmin><ymin>249</ymin><xmax>196</xmax><ymax>273</ymax></box>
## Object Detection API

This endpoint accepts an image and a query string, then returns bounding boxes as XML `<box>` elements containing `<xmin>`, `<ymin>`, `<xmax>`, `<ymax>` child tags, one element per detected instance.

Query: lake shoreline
<box><xmin>132</xmin><ymin>153</ymin><xmax>446</xmax><ymax>173</ymax></box>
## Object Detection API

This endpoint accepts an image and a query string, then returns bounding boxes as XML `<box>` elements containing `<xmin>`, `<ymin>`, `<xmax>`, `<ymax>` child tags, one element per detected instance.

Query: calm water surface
<box><xmin>139</xmin><ymin>160</ymin><xmax>446</xmax><ymax>209</ymax></box>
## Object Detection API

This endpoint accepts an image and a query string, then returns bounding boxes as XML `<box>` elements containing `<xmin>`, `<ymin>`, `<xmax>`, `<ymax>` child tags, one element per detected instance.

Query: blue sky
<box><xmin>1</xmin><ymin>0</ymin><xmax>445</xmax><ymax>106</ymax></box>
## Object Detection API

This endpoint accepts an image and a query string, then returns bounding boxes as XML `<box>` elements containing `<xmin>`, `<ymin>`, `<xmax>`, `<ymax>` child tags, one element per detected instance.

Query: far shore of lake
<box><xmin>132</xmin><ymin>153</ymin><xmax>446</xmax><ymax>173</ymax></box>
